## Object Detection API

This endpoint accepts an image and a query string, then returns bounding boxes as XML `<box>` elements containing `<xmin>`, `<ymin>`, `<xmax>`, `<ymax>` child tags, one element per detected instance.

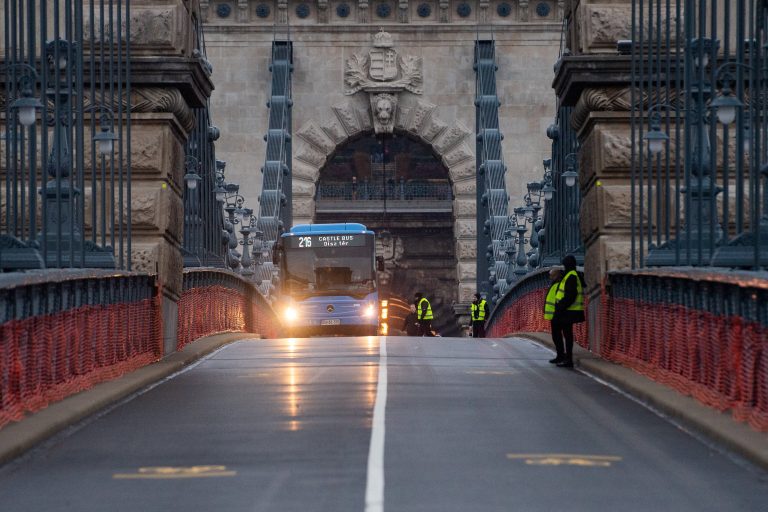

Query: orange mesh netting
<box><xmin>486</xmin><ymin>287</ymin><xmax>588</xmax><ymax>346</ymax></box>
<box><xmin>602</xmin><ymin>292</ymin><xmax>768</xmax><ymax>432</ymax></box>
<box><xmin>177</xmin><ymin>285</ymin><xmax>279</xmax><ymax>350</ymax></box>
<box><xmin>0</xmin><ymin>294</ymin><xmax>162</xmax><ymax>429</ymax></box>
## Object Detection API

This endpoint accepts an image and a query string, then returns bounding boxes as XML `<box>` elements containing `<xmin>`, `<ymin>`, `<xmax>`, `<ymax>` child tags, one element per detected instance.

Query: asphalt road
<box><xmin>0</xmin><ymin>336</ymin><xmax>766</xmax><ymax>511</ymax></box>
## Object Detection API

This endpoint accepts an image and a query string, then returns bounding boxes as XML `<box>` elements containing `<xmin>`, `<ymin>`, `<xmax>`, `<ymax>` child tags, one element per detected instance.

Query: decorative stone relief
<box><xmin>332</xmin><ymin>103</ymin><xmax>364</xmax><ymax>135</ymax></box>
<box><xmin>344</xmin><ymin>31</ymin><xmax>423</xmax><ymax>95</ymax></box>
<box><xmin>398</xmin><ymin>0</ymin><xmax>409</xmax><ymax>22</ymax></box>
<box><xmin>358</xmin><ymin>0</ymin><xmax>370</xmax><ymax>22</ymax></box>
<box><xmin>421</xmin><ymin>119</ymin><xmax>447</xmax><ymax>143</ymax></box>
<box><xmin>571</xmin><ymin>86</ymin><xmax>681</xmax><ymax>133</ymax></box>
<box><xmin>519</xmin><ymin>0</ymin><xmax>529</xmax><ymax>22</ymax></box>
<box><xmin>87</xmin><ymin>87</ymin><xmax>194</xmax><ymax>133</ymax></box>
<box><xmin>318</xmin><ymin>0</ymin><xmax>329</xmax><ymax>22</ymax></box>
<box><xmin>370</xmin><ymin>93</ymin><xmax>398</xmax><ymax>134</ymax></box>
<box><xmin>453</xmin><ymin>179</ymin><xmax>476</xmax><ymax>196</ymax></box>
<box><xmin>404</xmin><ymin>100</ymin><xmax>437</xmax><ymax>133</ymax></box>
<box><xmin>278</xmin><ymin>0</ymin><xmax>288</xmax><ymax>23</ymax></box>
<box><xmin>297</xmin><ymin>121</ymin><xmax>336</xmax><ymax>153</ymax></box>
<box><xmin>200</xmin><ymin>0</ymin><xmax>210</xmax><ymax>22</ymax></box>
<box><xmin>443</xmin><ymin>142</ymin><xmax>474</xmax><ymax>167</ymax></box>
<box><xmin>439</xmin><ymin>0</ymin><xmax>449</xmax><ymax>22</ymax></box>
<box><xmin>478</xmin><ymin>0</ymin><xmax>489</xmax><ymax>23</ymax></box>
<box><xmin>237</xmin><ymin>0</ymin><xmax>249</xmax><ymax>22</ymax></box>
<box><xmin>434</xmin><ymin>123</ymin><xmax>471</xmax><ymax>154</ymax></box>
<box><xmin>321</xmin><ymin>116</ymin><xmax>349</xmax><ymax>144</ymax></box>
<box><xmin>344</xmin><ymin>30</ymin><xmax>423</xmax><ymax>134</ymax></box>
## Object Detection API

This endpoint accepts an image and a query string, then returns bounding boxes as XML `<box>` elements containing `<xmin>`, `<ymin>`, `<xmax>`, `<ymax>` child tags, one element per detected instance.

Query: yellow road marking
<box><xmin>113</xmin><ymin>465</ymin><xmax>237</xmax><ymax>479</ymax></box>
<box><xmin>506</xmin><ymin>454</ymin><xmax>622</xmax><ymax>467</ymax></box>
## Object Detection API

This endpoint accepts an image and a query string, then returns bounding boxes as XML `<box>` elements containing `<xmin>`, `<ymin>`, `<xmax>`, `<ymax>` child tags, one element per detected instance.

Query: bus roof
<box><xmin>283</xmin><ymin>223</ymin><xmax>373</xmax><ymax>236</ymax></box>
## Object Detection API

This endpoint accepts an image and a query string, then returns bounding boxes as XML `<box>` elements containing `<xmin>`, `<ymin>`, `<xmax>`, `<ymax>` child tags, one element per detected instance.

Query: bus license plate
<box><xmin>321</xmin><ymin>319</ymin><xmax>341</xmax><ymax>326</ymax></box>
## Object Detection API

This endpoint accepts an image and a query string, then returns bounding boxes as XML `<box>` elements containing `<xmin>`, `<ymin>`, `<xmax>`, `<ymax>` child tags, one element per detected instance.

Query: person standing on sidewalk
<box><xmin>544</xmin><ymin>267</ymin><xmax>564</xmax><ymax>363</ymax></box>
<box><xmin>552</xmin><ymin>255</ymin><xmax>585</xmax><ymax>368</ymax></box>
<box><xmin>414</xmin><ymin>292</ymin><xmax>434</xmax><ymax>337</ymax></box>
<box><xmin>470</xmin><ymin>293</ymin><xmax>489</xmax><ymax>338</ymax></box>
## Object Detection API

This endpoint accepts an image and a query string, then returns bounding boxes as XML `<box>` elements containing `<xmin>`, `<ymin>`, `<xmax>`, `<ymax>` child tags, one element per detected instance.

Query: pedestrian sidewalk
<box><xmin>516</xmin><ymin>332</ymin><xmax>768</xmax><ymax>472</ymax></box>
<box><xmin>0</xmin><ymin>332</ymin><xmax>257</xmax><ymax>467</ymax></box>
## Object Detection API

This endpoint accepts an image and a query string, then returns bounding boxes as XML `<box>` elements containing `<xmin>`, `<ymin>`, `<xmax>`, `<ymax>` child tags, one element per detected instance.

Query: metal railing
<box><xmin>540</xmin><ymin>105</ymin><xmax>583</xmax><ymax>267</ymax></box>
<box><xmin>182</xmin><ymin>106</ymin><xmax>226</xmax><ymax>268</ymax></box>
<box><xmin>1</xmin><ymin>0</ymin><xmax>133</xmax><ymax>271</ymax></box>
<box><xmin>316</xmin><ymin>180</ymin><xmax>452</xmax><ymax>201</ymax></box>
<box><xmin>630</xmin><ymin>0</ymin><xmax>767</xmax><ymax>269</ymax></box>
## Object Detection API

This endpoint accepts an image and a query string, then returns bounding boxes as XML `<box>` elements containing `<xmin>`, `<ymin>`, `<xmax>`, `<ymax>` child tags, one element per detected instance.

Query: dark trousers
<box><xmin>472</xmin><ymin>320</ymin><xmax>486</xmax><ymax>338</ymax></box>
<box><xmin>419</xmin><ymin>319</ymin><xmax>434</xmax><ymax>336</ymax></box>
<box><xmin>551</xmin><ymin>320</ymin><xmax>574</xmax><ymax>361</ymax></box>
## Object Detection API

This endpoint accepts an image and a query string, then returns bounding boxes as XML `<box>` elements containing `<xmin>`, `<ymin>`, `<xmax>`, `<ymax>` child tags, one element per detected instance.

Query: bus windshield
<box><xmin>283</xmin><ymin>241</ymin><xmax>376</xmax><ymax>297</ymax></box>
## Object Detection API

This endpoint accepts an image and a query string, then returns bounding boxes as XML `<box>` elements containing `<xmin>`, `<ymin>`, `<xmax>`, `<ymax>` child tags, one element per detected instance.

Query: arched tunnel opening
<box><xmin>313</xmin><ymin>131</ymin><xmax>461</xmax><ymax>336</ymax></box>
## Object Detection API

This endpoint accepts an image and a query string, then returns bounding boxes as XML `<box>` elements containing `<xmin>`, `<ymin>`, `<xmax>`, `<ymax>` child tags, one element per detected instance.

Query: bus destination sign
<box><xmin>287</xmin><ymin>234</ymin><xmax>367</xmax><ymax>249</ymax></box>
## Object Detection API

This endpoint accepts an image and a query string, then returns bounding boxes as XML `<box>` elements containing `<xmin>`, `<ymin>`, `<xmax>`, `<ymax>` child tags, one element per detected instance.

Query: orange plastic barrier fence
<box><xmin>0</xmin><ymin>296</ymin><xmax>162</xmax><ymax>429</ymax></box>
<box><xmin>177</xmin><ymin>285</ymin><xmax>279</xmax><ymax>350</ymax></box>
<box><xmin>486</xmin><ymin>287</ymin><xmax>588</xmax><ymax>346</ymax></box>
<box><xmin>602</xmin><ymin>294</ymin><xmax>768</xmax><ymax>432</ymax></box>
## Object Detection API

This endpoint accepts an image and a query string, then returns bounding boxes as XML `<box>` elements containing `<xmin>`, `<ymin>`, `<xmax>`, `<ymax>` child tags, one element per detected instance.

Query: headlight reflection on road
<box><xmin>283</xmin><ymin>365</ymin><xmax>302</xmax><ymax>432</ymax></box>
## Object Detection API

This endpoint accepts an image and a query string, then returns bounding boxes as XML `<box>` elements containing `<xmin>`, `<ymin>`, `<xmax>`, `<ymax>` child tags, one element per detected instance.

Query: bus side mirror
<box><xmin>376</xmin><ymin>256</ymin><xmax>385</xmax><ymax>272</ymax></box>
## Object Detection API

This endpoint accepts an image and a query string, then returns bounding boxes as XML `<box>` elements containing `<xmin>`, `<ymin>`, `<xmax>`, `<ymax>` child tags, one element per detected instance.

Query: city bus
<box><xmin>276</xmin><ymin>223</ymin><xmax>383</xmax><ymax>337</ymax></box>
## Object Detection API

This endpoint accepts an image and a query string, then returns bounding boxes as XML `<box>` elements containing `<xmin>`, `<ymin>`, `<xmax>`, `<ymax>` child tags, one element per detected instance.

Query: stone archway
<box><xmin>292</xmin><ymin>96</ymin><xmax>477</xmax><ymax>305</ymax></box>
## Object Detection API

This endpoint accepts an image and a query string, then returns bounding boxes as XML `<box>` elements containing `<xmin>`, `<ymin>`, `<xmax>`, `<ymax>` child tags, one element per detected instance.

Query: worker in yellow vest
<box><xmin>414</xmin><ymin>292</ymin><xmax>434</xmax><ymax>337</ymax></box>
<box><xmin>544</xmin><ymin>267</ymin><xmax>564</xmax><ymax>362</ymax></box>
<box><xmin>552</xmin><ymin>254</ymin><xmax>585</xmax><ymax>368</ymax></box>
<box><xmin>471</xmin><ymin>293</ymin><xmax>489</xmax><ymax>338</ymax></box>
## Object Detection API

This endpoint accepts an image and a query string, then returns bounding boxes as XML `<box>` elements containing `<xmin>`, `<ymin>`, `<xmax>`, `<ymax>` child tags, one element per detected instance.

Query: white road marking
<box><xmin>365</xmin><ymin>336</ymin><xmax>388</xmax><ymax>512</ymax></box>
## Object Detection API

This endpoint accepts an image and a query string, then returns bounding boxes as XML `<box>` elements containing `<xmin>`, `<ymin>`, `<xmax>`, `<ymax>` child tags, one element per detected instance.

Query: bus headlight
<box><xmin>284</xmin><ymin>306</ymin><xmax>298</xmax><ymax>323</ymax></box>
<box><xmin>363</xmin><ymin>303</ymin><xmax>376</xmax><ymax>318</ymax></box>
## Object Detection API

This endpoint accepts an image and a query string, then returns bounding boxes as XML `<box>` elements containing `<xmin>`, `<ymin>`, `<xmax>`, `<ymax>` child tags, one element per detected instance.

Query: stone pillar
<box><xmin>123</xmin><ymin>1</ymin><xmax>214</xmax><ymax>355</ymax></box>
<box><xmin>554</xmin><ymin>0</ymin><xmax>633</xmax><ymax>351</ymax></box>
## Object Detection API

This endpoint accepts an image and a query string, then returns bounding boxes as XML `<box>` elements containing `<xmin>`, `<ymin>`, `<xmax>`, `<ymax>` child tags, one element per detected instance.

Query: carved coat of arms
<box><xmin>344</xmin><ymin>30</ymin><xmax>423</xmax><ymax>95</ymax></box>
<box><xmin>344</xmin><ymin>30</ymin><xmax>423</xmax><ymax>133</ymax></box>
<box><xmin>369</xmin><ymin>47</ymin><xmax>398</xmax><ymax>81</ymax></box>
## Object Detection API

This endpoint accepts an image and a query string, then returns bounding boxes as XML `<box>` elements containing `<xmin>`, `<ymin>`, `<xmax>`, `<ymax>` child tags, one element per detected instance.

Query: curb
<box><xmin>514</xmin><ymin>332</ymin><xmax>768</xmax><ymax>472</ymax></box>
<box><xmin>0</xmin><ymin>332</ymin><xmax>259</xmax><ymax>467</ymax></box>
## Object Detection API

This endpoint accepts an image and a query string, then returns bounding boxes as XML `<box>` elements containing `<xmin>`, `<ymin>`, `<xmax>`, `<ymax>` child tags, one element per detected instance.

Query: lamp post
<box><xmin>512</xmin><ymin>207</ymin><xmax>529</xmax><ymax>276</ymax></box>
<box><xmin>645</xmin><ymin>37</ymin><xmax>723</xmax><ymax>265</ymax></box>
<box><xmin>709</xmin><ymin>61</ymin><xmax>767</xmax><ymax>267</ymax></box>
<box><xmin>39</xmin><ymin>38</ymin><xmax>114</xmax><ymax>267</ymax></box>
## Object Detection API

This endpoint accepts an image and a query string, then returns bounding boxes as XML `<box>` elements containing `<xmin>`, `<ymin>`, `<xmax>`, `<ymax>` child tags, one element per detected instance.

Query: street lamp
<box><xmin>8</xmin><ymin>63</ymin><xmax>43</xmax><ymax>127</ymax></box>
<box><xmin>645</xmin><ymin>37</ymin><xmax>723</xmax><ymax>265</ymax></box>
<box><xmin>86</xmin><ymin>106</ymin><xmax>119</xmax><ymax>155</ymax></box>
<box><xmin>562</xmin><ymin>153</ymin><xmax>578</xmax><ymax>188</ymax></box>
<box><xmin>183</xmin><ymin>156</ymin><xmax>202</xmax><ymax>190</ymax></box>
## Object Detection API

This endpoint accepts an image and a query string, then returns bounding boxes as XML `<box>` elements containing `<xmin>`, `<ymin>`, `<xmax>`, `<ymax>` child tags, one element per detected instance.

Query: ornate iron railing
<box><xmin>631</xmin><ymin>0</ymin><xmax>768</xmax><ymax>269</ymax></box>
<box><xmin>1</xmin><ymin>0</ymin><xmax>133</xmax><ymax>270</ymax></box>
<box><xmin>540</xmin><ymin>105</ymin><xmax>583</xmax><ymax>267</ymax></box>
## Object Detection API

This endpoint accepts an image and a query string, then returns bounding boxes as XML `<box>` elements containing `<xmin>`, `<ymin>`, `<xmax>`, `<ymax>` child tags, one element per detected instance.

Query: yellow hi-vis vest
<box><xmin>471</xmin><ymin>299</ymin><xmax>487</xmax><ymax>321</ymax></box>
<box><xmin>555</xmin><ymin>270</ymin><xmax>585</xmax><ymax>311</ymax></box>
<box><xmin>417</xmin><ymin>298</ymin><xmax>433</xmax><ymax>320</ymax></box>
<box><xmin>544</xmin><ymin>283</ymin><xmax>559</xmax><ymax>320</ymax></box>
